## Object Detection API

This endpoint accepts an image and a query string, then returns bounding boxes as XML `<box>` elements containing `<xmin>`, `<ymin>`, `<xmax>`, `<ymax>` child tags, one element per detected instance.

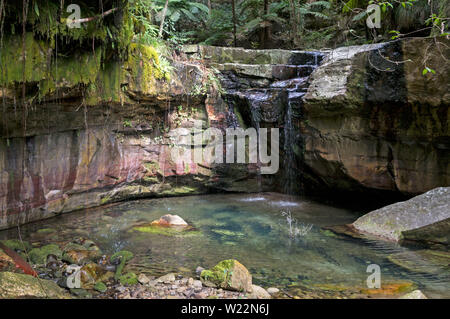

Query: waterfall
<box><xmin>220</xmin><ymin>50</ymin><xmax>325</xmax><ymax>195</ymax></box>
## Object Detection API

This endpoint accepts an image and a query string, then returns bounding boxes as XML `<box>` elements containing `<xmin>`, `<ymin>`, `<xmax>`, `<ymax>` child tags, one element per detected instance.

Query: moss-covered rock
<box><xmin>29</xmin><ymin>244</ymin><xmax>62</xmax><ymax>265</ymax></box>
<box><xmin>94</xmin><ymin>282</ymin><xmax>108</xmax><ymax>293</ymax></box>
<box><xmin>200</xmin><ymin>259</ymin><xmax>252</xmax><ymax>292</ymax></box>
<box><xmin>110</xmin><ymin>250</ymin><xmax>134</xmax><ymax>279</ymax></box>
<box><xmin>79</xmin><ymin>263</ymin><xmax>114</xmax><ymax>289</ymax></box>
<box><xmin>118</xmin><ymin>272</ymin><xmax>138</xmax><ymax>286</ymax></box>
<box><xmin>0</xmin><ymin>272</ymin><xmax>71</xmax><ymax>298</ymax></box>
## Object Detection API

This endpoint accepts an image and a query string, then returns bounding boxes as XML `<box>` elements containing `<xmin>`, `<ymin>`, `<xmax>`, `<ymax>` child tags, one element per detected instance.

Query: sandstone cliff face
<box><xmin>302</xmin><ymin>38</ymin><xmax>449</xmax><ymax>197</ymax></box>
<box><xmin>0</xmin><ymin>37</ymin><xmax>262</xmax><ymax>230</ymax></box>
<box><xmin>1</xmin><ymin>38</ymin><xmax>448</xmax><ymax>230</ymax></box>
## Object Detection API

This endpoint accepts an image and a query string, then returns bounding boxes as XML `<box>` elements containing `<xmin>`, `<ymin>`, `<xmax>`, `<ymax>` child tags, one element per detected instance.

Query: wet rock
<box><xmin>0</xmin><ymin>272</ymin><xmax>71</xmax><ymax>298</ymax></box>
<box><xmin>157</xmin><ymin>273</ymin><xmax>176</xmax><ymax>283</ymax></box>
<box><xmin>200</xmin><ymin>259</ymin><xmax>252</xmax><ymax>292</ymax></box>
<box><xmin>353</xmin><ymin>187</ymin><xmax>450</xmax><ymax>242</ymax></box>
<box><xmin>387</xmin><ymin>250</ymin><xmax>450</xmax><ymax>274</ymax></box>
<box><xmin>247</xmin><ymin>285</ymin><xmax>271</xmax><ymax>299</ymax></box>
<box><xmin>80</xmin><ymin>263</ymin><xmax>113</xmax><ymax>289</ymax></box>
<box><xmin>151</xmin><ymin>214</ymin><xmax>188</xmax><ymax>226</ymax></box>
<box><xmin>195</xmin><ymin>266</ymin><xmax>205</xmax><ymax>276</ymax></box>
<box><xmin>400</xmin><ymin>290</ymin><xmax>428</xmax><ymax>299</ymax></box>
<box><xmin>138</xmin><ymin>273</ymin><xmax>150</xmax><ymax>284</ymax></box>
<box><xmin>62</xmin><ymin>249</ymin><xmax>99</xmax><ymax>265</ymax></box>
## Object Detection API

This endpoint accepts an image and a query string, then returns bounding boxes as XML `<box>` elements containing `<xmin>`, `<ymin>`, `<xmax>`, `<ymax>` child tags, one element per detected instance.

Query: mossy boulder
<box><xmin>0</xmin><ymin>272</ymin><xmax>71</xmax><ymax>299</ymax></box>
<box><xmin>110</xmin><ymin>250</ymin><xmax>134</xmax><ymax>279</ymax></box>
<box><xmin>29</xmin><ymin>244</ymin><xmax>62</xmax><ymax>265</ymax></box>
<box><xmin>79</xmin><ymin>263</ymin><xmax>114</xmax><ymax>289</ymax></box>
<box><xmin>118</xmin><ymin>272</ymin><xmax>139</xmax><ymax>286</ymax></box>
<box><xmin>62</xmin><ymin>242</ymin><xmax>102</xmax><ymax>265</ymax></box>
<box><xmin>200</xmin><ymin>259</ymin><xmax>252</xmax><ymax>292</ymax></box>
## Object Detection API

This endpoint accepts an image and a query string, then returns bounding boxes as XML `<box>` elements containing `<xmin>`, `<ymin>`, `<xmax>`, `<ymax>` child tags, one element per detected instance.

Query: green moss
<box><xmin>29</xmin><ymin>244</ymin><xmax>62</xmax><ymax>265</ymax></box>
<box><xmin>133</xmin><ymin>225</ymin><xmax>202</xmax><ymax>237</ymax></box>
<box><xmin>94</xmin><ymin>282</ymin><xmax>108</xmax><ymax>293</ymax></box>
<box><xmin>200</xmin><ymin>259</ymin><xmax>235</xmax><ymax>288</ymax></box>
<box><xmin>0</xmin><ymin>240</ymin><xmax>31</xmax><ymax>252</ymax></box>
<box><xmin>118</xmin><ymin>272</ymin><xmax>138</xmax><ymax>286</ymax></box>
<box><xmin>36</xmin><ymin>228</ymin><xmax>56</xmax><ymax>234</ymax></box>
<box><xmin>126</xmin><ymin>43</ymin><xmax>169</xmax><ymax>93</ymax></box>
<box><xmin>160</xmin><ymin>186</ymin><xmax>199</xmax><ymax>196</ymax></box>
<box><xmin>110</xmin><ymin>250</ymin><xmax>134</xmax><ymax>280</ymax></box>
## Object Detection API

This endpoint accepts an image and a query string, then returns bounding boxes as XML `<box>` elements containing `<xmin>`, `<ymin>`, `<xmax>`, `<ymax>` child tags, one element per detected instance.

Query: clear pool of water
<box><xmin>1</xmin><ymin>193</ymin><xmax>449</xmax><ymax>298</ymax></box>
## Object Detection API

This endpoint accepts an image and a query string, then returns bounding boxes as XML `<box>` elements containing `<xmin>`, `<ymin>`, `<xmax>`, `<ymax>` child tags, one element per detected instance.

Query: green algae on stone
<box><xmin>29</xmin><ymin>244</ymin><xmax>62</xmax><ymax>265</ymax></box>
<box><xmin>118</xmin><ymin>272</ymin><xmax>139</xmax><ymax>286</ymax></box>
<box><xmin>94</xmin><ymin>282</ymin><xmax>108</xmax><ymax>293</ymax></box>
<box><xmin>110</xmin><ymin>250</ymin><xmax>134</xmax><ymax>279</ymax></box>
<box><xmin>36</xmin><ymin>228</ymin><xmax>56</xmax><ymax>234</ymax></box>
<box><xmin>0</xmin><ymin>239</ymin><xmax>31</xmax><ymax>252</ymax></box>
<box><xmin>133</xmin><ymin>225</ymin><xmax>202</xmax><ymax>237</ymax></box>
<box><xmin>200</xmin><ymin>259</ymin><xmax>253</xmax><ymax>292</ymax></box>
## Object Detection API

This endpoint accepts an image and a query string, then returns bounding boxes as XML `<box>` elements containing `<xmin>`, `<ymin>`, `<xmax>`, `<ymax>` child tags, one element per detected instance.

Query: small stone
<box><xmin>196</xmin><ymin>266</ymin><xmax>205</xmax><ymax>275</ymax></box>
<box><xmin>157</xmin><ymin>273</ymin><xmax>176</xmax><ymax>283</ymax></box>
<box><xmin>187</xmin><ymin>277</ymin><xmax>194</xmax><ymax>286</ymax></box>
<box><xmin>267</xmin><ymin>287</ymin><xmax>280</xmax><ymax>295</ymax></box>
<box><xmin>193</xmin><ymin>280</ymin><xmax>203</xmax><ymax>289</ymax></box>
<box><xmin>247</xmin><ymin>285</ymin><xmax>271</xmax><ymax>299</ymax></box>
<box><xmin>194</xmin><ymin>292</ymin><xmax>207</xmax><ymax>299</ymax></box>
<box><xmin>138</xmin><ymin>273</ymin><xmax>150</xmax><ymax>285</ymax></box>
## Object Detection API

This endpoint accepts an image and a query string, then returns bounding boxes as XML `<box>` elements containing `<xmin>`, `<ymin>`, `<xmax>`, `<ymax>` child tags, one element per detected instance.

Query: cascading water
<box><xmin>221</xmin><ymin>50</ymin><xmax>325</xmax><ymax>195</ymax></box>
<box><xmin>281</xmin><ymin>52</ymin><xmax>325</xmax><ymax>195</ymax></box>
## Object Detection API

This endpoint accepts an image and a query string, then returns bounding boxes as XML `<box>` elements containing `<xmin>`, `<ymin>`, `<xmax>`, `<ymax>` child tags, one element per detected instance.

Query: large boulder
<box><xmin>0</xmin><ymin>272</ymin><xmax>71</xmax><ymax>299</ymax></box>
<box><xmin>352</xmin><ymin>187</ymin><xmax>450</xmax><ymax>242</ymax></box>
<box><xmin>200</xmin><ymin>259</ymin><xmax>252</xmax><ymax>292</ymax></box>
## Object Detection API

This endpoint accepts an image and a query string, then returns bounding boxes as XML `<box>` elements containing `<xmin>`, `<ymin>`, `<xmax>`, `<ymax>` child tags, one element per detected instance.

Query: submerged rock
<box><xmin>352</xmin><ymin>187</ymin><xmax>450</xmax><ymax>242</ymax></box>
<box><xmin>0</xmin><ymin>272</ymin><xmax>71</xmax><ymax>298</ymax></box>
<box><xmin>200</xmin><ymin>259</ymin><xmax>252</xmax><ymax>292</ymax></box>
<box><xmin>151</xmin><ymin>214</ymin><xmax>189</xmax><ymax>226</ymax></box>
<box><xmin>387</xmin><ymin>250</ymin><xmax>450</xmax><ymax>274</ymax></box>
